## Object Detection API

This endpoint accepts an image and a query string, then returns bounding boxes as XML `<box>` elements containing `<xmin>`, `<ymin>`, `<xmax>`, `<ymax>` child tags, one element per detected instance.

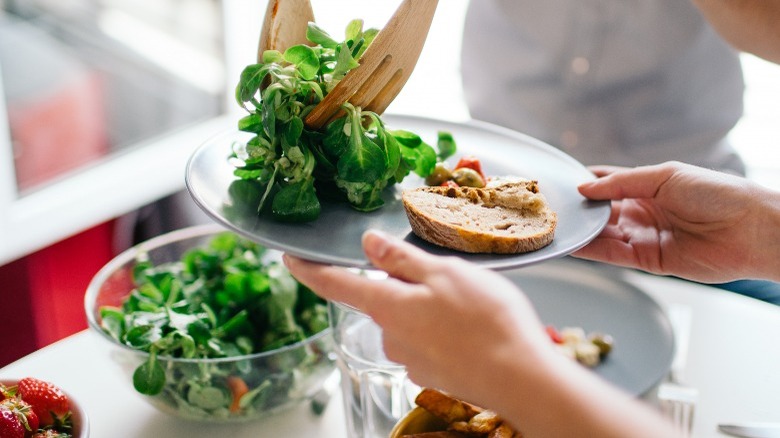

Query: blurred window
<box><xmin>0</xmin><ymin>0</ymin><xmax>227</xmax><ymax>193</ymax></box>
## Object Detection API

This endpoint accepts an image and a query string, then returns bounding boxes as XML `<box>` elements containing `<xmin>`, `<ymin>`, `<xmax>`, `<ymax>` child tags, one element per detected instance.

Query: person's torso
<box><xmin>460</xmin><ymin>0</ymin><xmax>746</xmax><ymax>173</ymax></box>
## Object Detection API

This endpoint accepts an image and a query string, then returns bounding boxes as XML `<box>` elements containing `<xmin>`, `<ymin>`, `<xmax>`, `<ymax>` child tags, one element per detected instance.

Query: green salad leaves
<box><xmin>98</xmin><ymin>232</ymin><xmax>331</xmax><ymax>419</ymax></box>
<box><xmin>233</xmin><ymin>19</ymin><xmax>455</xmax><ymax>222</ymax></box>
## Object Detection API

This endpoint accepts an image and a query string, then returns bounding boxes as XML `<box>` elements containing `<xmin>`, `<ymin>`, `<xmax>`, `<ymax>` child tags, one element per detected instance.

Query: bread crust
<box><xmin>401</xmin><ymin>181</ymin><xmax>557</xmax><ymax>254</ymax></box>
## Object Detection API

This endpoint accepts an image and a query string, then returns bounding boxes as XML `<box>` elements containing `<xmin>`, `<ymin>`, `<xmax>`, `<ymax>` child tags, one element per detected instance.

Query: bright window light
<box><xmin>97</xmin><ymin>8</ymin><xmax>224</xmax><ymax>94</ymax></box>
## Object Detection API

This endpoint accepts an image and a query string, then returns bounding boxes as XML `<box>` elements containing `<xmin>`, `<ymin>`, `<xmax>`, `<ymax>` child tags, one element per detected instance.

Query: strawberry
<box><xmin>17</xmin><ymin>378</ymin><xmax>70</xmax><ymax>427</ymax></box>
<box><xmin>1</xmin><ymin>397</ymin><xmax>40</xmax><ymax>435</ymax></box>
<box><xmin>22</xmin><ymin>402</ymin><xmax>40</xmax><ymax>435</ymax></box>
<box><xmin>0</xmin><ymin>405</ymin><xmax>25</xmax><ymax>438</ymax></box>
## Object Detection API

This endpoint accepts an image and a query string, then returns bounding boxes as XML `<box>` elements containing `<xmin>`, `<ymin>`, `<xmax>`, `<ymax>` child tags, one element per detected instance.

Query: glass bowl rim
<box><xmin>84</xmin><ymin>223</ymin><xmax>332</xmax><ymax>364</ymax></box>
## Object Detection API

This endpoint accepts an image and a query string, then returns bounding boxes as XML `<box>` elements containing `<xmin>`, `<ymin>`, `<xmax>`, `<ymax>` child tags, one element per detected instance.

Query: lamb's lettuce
<box><xmin>233</xmin><ymin>20</ymin><xmax>455</xmax><ymax>222</ymax></box>
<box><xmin>98</xmin><ymin>232</ymin><xmax>331</xmax><ymax>418</ymax></box>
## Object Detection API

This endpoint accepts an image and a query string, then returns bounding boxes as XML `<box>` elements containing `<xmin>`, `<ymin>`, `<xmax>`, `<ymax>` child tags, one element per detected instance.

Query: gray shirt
<box><xmin>461</xmin><ymin>0</ymin><xmax>745</xmax><ymax>174</ymax></box>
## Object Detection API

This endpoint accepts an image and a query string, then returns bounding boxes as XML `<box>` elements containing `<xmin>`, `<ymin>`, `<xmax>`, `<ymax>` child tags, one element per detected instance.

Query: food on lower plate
<box><xmin>0</xmin><ymin>378</ymin><xmax>74</xmax><ymax>438</ymax></box>
<box><xmin>233</xmin><ymin>19</ymin><xmax>457</xmax><ymax>222</ymax></box>
<box><xmin>546</xmin><ymin>325</ymin><xmax>614</xmax><ymax>367</ymax></box>
<box><xmin>402</xmin><ymin>179</ymin><xmax>557</xmax><ymax>254</ymax></box>
<box><xmin>401</xmin><ymin>388</ymin><xmax>523</xmax><ymax>438</ymax></box>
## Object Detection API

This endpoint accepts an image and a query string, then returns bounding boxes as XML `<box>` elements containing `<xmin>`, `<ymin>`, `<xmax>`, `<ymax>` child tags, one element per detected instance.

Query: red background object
<box><xmin>0</xmin><ymin>221</ymin><xmax>116</xmax><ymax>367</ymax></box>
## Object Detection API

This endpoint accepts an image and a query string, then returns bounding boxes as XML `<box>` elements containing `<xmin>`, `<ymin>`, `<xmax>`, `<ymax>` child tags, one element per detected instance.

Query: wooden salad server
<box><xmin>258</xmin><ymin>0</ymin><xmax>439</xmax><ymax>129</ymax></box>
<box><xmin>258</xmin><ymin>0</ymin><xmax>315</xmax><ymax>58</ymax></box>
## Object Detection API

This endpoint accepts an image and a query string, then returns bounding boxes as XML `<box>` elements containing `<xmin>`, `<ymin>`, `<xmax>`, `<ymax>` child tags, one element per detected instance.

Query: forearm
<box><xmin>691</xmin><ymin>0</ymin><xmax>780</xmax><ymax>63</ymax></box>
<box><xmin>752</xmin><ymin>189</ymin><xmax>780</xmax><ymax>282</ymax></box>
<box><xmin>488</xmin><ymin>350</ymin><xmax>678</xmax><ymax>437</ymax></box>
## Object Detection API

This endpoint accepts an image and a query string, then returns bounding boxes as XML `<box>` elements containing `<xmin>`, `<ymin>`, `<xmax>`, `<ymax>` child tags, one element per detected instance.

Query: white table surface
<box><xmin>2</xmin><ymin>267</ymin><xmax>780</xmax><ymax>438</ymax></box>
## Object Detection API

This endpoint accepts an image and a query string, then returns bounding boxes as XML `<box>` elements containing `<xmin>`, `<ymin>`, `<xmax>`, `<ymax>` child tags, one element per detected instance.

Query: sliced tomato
<box><xmin>546</xmin><ymin>325</ymin><xmax>564</xmax><ymax>344</ymax></box>
<box><xmin>227</xmin><ymin>376</ymin><xmax>249</xmax><ymax>412</ymax></box>
<box><xmin>454</xmin><ymin>156</ymin><xmax>486</xmax><ymax>181</ymax></box>
<box><xmin>440</xmin><ymin>180</ymin><xmax>459</xmax><ymax>188</ymax></box>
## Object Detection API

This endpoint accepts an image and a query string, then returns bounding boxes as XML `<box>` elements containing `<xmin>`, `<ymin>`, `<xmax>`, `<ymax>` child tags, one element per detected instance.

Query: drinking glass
<box><xmin>328</xmin><ymin>300</ymin><xmax>420</xmax><ymax>438</ymax></box>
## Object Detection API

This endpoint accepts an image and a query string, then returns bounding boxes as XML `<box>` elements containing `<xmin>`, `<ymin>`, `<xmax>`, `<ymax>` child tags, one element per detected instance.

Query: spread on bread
<box><xmin>401</xmin><ymin>178</ymin><xmax>557</xmax><ymax>254</ymax></box>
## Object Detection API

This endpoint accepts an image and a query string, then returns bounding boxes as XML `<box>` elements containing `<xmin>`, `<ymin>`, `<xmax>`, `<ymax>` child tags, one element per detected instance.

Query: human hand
<box><xmin>573</xmin><ymin>161</ymin><xmax>777</xmax><ymax>282</ymax></box>
<box><xmin>282</xmin><ymin>230</ymin><xmax>554</xmax><ymax>409</ymax></box>
<box><xmin>285</xmin><ymin>231</ymin><xmax>683</xmax><ymax>437</ymax></box>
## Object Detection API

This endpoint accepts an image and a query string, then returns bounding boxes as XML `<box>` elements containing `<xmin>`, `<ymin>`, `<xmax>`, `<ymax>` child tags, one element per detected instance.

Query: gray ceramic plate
<box><xmin>185</xmin><ymin>114</ymin><xmax>610</xmax><ymax>270</ymax></box>
<box><xmin>504</xmin><ymin>257</ymin><xmax>675</xmax><ymax>396</ymax></box>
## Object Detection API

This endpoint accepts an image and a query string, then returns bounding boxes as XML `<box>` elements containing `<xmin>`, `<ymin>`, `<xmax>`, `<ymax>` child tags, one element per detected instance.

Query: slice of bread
<box><xmin>401</xmin><ymin>179</ymin><xmax>557</xmax><ymax>254</ymax></box>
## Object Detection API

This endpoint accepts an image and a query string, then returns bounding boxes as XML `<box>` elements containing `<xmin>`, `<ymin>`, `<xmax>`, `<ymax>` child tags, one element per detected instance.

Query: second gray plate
<box><xmin>504</xmin><ymin>257</ymin><xmax>675</xmax><ymax>396</ymax></box>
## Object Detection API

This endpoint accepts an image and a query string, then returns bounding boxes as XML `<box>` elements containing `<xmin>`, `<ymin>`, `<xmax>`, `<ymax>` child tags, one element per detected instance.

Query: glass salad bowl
<box><xmin>84</xmin><ymin>224</ymin><xmax>335</xmax><ymax>422</ymax></box>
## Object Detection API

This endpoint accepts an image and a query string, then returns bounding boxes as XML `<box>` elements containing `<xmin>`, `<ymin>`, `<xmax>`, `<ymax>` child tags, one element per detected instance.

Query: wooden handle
<box><xmin>257</xmin><ymin>0</ymin><xmax>315</xmax><ymax>61</ymax></box>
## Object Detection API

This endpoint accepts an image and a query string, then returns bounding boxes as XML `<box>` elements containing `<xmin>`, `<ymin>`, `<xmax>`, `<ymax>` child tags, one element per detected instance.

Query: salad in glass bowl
<box><xmin>84</xmin><ymin>224</ymin><xmax>335</xmax><ymax>422</ymax></box>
